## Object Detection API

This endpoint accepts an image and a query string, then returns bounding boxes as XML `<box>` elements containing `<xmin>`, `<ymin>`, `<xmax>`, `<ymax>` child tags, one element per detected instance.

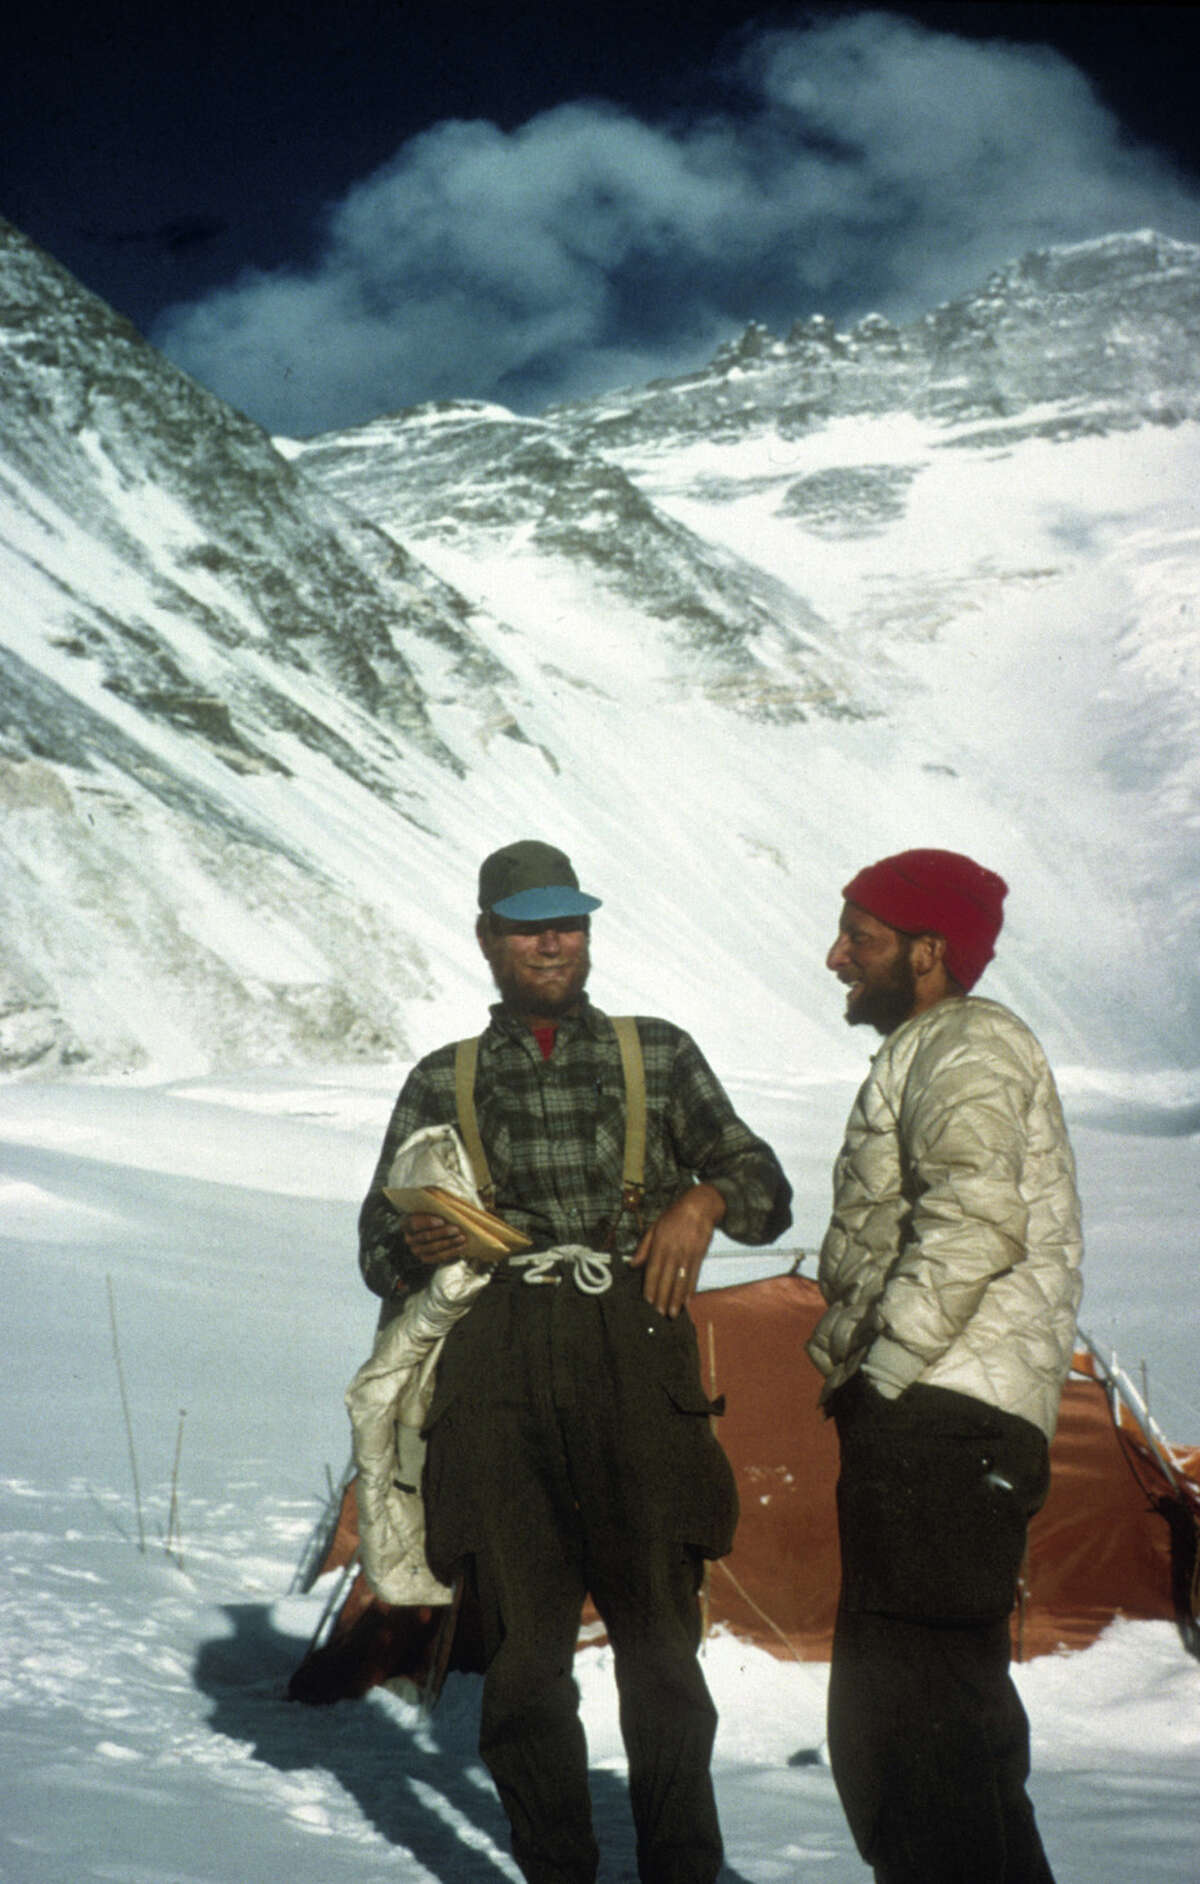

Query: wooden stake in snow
<box><xmin>166</xmin><ymin>1409</ymin><xmax>186</xmax><ymax>1569</ymax></box>
<box><xmin>106</xmin><ymin>1275</ymin><xmax>145</xmax><ymax>1554</ymax></box>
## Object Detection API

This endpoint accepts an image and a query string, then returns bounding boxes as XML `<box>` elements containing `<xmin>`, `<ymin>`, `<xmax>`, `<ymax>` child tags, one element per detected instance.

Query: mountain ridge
<box><xmin>546</xmin><ymin>227</ymin><xmax>1200</xmax><ymax>456</ymax></box>
<box><xmin>1</xmin><ymin>217</ymin><xmax>1198</xmax><ymax>1088</ymax></box>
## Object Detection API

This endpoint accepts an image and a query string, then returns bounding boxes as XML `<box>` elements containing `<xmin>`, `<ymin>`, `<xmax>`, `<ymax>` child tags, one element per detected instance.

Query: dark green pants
<box><xmin>424</xmin><ymin>1265</ymin><xmax>736</xmax><ymax>1884</ymax></box>
<box><xmin>829</xmin><ymin>1377</ymin><xmax>1056</xmax><ymax>1884</ymax></box>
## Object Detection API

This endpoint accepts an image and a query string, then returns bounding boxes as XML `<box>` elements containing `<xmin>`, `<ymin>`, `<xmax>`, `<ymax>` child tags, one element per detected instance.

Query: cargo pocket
<box><xmin>835</xmin><ymin>1383</ymin><xmax>1047</xmax><ymax>1621</ymax></box>
<box><xmin>654</xmin><ymin>1374</ymin><xmax>738</xmax><ymax>1560</ymax></box>
<box><xmin>598</xmin><ymin>1289</ymin><xmax>737</xmax><ymax>1558</ymax></box>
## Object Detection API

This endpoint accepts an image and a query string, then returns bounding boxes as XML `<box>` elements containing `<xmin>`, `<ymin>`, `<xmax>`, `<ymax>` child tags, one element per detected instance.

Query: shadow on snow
<box><xmin>193</xmin><ymin>1603</ymin><xmax>756</xmax><ymax>1883</ymax></box>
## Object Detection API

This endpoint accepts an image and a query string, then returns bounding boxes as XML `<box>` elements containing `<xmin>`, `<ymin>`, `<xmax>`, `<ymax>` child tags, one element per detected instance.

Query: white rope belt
<box><xmin>506</xmin><ymin>1245</ymin><xmax>630</xmax><ymax>1295</ymax></box>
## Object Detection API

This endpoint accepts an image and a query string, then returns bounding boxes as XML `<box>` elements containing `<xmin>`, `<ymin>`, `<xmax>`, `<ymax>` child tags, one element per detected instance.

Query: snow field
<box><xmin>1</xmin><ymin>1074</ymin><xmax>1198</xmax><ymax>1881</ymax></box>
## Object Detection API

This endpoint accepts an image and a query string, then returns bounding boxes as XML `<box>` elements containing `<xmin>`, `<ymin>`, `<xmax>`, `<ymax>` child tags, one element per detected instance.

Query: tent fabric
<box><xmin>692</xmin><ymin>1275</ymin><xmax>1200</xmax><ymax>1662</ymax></box>
<box><xmin>1016</xmin><ymin>1348</ymin><xmax>1200</xmax><ymax>1657</ymax></box>
<box><xmin>288</xmin><ymin>1272</ymin><xmax>1200</xmax><ymax>1703</ymax></box>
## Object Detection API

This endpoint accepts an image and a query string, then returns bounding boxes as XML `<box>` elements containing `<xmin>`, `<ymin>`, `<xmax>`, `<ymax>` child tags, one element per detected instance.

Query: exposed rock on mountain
<box><xmin>0</xmin><ymin>219</ymin><xmax>505</xmax><ymax>778</ymax></box>
<box><xmin>2</xmin><ymin>218</ymin><xmax>1199</xmax><ymax>1080</ymax></box>
<box><xmin>551</xmin><ymin>230</ymin><xmax>1200</xmax><ymax>460</ymax></box>
<box><xmin>0</xmin><ymin>220</ymin><xmax>524</xmax><ymax>1072</ymax></box>
<box><xmin>286</xmin><ymin>403</ymin><xmax>852</xmax><ymax>723</ymax></box>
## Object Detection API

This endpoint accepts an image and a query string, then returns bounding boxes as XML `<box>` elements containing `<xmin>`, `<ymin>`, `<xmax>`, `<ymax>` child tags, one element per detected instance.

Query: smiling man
<box><xmin>358</xmin><ymin>839</ymin><xmax>791</xmax><ymax>1884</ymax></box>
<box><xmin>810</xmin><ymin>847</ymin><xmax>1083</xmax><ymax>1884</ymax></box>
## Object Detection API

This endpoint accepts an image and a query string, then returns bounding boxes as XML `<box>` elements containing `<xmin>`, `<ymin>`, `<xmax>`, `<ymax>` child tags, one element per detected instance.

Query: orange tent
<box><xmin>692</xmin><ymin>1273</ymin><xmax>1200</xmax><ymax>1663</ymax></box>
<box><xmin>289</xmin><ymin>1273</ymin><xmax>1200</xmax><ymax>1703</ymax></box>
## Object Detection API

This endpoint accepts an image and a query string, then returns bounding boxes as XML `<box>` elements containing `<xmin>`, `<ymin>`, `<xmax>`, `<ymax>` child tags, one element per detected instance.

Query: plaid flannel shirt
<box><xmin>359</xmin><ymin>996</ymin><xmax>792</xmax><ymax>1298</ymax></box>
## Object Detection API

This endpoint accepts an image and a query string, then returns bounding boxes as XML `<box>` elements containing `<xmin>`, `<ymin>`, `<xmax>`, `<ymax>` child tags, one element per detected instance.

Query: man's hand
<box><xmin>631</xmin><ymin>1183</ymin><xmax>726</xmax><ymax>1317</ymax></box>
<box><xmin>402</xmin><ymin>1210</ymin><xmax>468</xmax><ymax>1266</ymax></box>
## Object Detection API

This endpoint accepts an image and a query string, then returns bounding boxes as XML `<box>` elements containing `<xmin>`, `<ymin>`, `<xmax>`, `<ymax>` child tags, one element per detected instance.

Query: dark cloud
<box><xmin>150</xmin><ymin>13</ymin><xmax>1200</xmax><ymax>436</ymax></box>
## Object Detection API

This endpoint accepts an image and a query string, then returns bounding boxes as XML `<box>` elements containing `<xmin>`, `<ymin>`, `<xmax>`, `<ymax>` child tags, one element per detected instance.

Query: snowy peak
<box><xmin>552</xmin><ymin>230</ymin><xmax>1200</xmax><ymax>456</ymax></box>
<box><xmin>917</xmin><ymin>229</ymin><xmax>1200</xmax><ymax>435</ymax></box>
<box><xmin>0</xmin><ymin>221</ymin><xmax>546</xmax><ymax>1075</ymax></box>
<box><xmin>1</xmin><ymin>219</ymin><xmax>1199</xmax><ymax>1085</ymax></box>
<box><xmin>0</xmin><ymin>218</ymin><xmax>483</xmax><ymax>773</ymax></box>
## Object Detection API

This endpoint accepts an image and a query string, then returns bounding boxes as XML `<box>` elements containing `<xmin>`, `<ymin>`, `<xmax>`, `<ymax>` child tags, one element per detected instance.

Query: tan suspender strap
<box><xmin>611</xmin><ymin>1015</ymin><xmax>646</xmax><ymax>1204</ymax></box>
<box><xmin>455</xmin><ymin>1017</ymin><xmax>646</xmax><ymax>1216</ymax></box>
<box><xmin>454</xmin><ymin>1035</ymin><xmax>494</xmax><ymax>1206</ymax></box>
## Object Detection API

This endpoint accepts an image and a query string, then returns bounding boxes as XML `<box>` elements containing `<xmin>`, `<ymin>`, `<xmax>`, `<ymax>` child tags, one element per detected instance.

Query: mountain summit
<box><xmin>553</xmin><ymin>228</ymin><xmax>1200</xmax><ymax>454</ymax></box>
<box><xmin>2</xmin><ymin>220</ymin><xmax>1198</xmax><ymax>1084</ymax></box>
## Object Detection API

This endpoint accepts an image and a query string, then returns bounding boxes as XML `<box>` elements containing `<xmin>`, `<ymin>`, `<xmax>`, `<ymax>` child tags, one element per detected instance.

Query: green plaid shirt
<box><xmin>359</xmin><ymin>996</ymin><xmax>792</xmax><ymax>1298</ymax></box>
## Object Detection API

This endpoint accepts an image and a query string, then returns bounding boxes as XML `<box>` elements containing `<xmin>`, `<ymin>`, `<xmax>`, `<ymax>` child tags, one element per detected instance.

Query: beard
<box><xmin>846</xmin><ymin>940</ymin><xmax>918</xmax><ymax>1036</ymax></box>
<box><xmin>487</xmin><ymin>940</ymin><xmax>591</xmax><ymax>1019</ymax></box>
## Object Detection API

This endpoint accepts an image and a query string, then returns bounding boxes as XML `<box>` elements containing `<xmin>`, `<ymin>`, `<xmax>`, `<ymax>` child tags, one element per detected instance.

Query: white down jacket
<box><xmin>345</xmin><ymin>1122</ymin><xmax>492</xmax><ymax>1607</ymax></box>
<box><xmin>809</xmin><ymin>997</ymin><xmax>1083</xmax><ymax>1441</ymax></box>
<box><xmin>345</xmin><ymin>1255</ymin><xmax>490</xmax><ymax>1606</ymax></box>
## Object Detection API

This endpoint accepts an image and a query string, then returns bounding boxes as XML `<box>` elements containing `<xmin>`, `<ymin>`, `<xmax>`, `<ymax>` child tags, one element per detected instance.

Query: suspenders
<box><xmin>453</xmin><ymin>1016</ymin><xmax>646</xmax><ymax>1224</ymax></box>
<box><xmin>610</xmin><ymin>1015</ymin><xmax>647</xmax><ymax>1216</ymax></box>
<box><xmin>453</xmin><ymin>1032</ymin><xmax>492</xmax><ymax>1207</ymax></box>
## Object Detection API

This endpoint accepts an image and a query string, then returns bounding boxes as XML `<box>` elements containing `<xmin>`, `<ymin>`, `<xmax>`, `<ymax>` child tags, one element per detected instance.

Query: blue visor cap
<box><xmin>492</xmin><ymin>885</ymin><xmax>602</xmax><ymax>921</ymax></box>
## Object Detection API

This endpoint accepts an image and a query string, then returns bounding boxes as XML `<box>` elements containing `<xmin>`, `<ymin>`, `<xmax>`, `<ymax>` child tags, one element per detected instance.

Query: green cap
<box><xmin>477</xmin><ymin>840</ymin><xmax>601</xmax><ymax>920</ymax></box>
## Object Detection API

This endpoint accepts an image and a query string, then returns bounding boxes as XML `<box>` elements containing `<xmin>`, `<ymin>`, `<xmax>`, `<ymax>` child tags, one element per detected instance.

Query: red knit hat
<box><xmin>842</xmin><ymin>848</ymin><xmax>1007</xmax><ymax>991</ymax></box>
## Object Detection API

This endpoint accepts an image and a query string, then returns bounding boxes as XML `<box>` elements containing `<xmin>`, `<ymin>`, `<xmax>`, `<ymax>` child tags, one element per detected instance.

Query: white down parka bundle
<box><xmin>808</xmin><ymin>997</ymin><xmax>1084</xmax><ymax>1442</ymax></box>
<box><xmin>345</xmin><ymin>1123</ymin><xmax>494</xmax><ymax>1607</ymax></box>
<box><xmin>346</xmin><ymin>1254</ymin><xmax>491</xmax><ymax>1606</ymax></box>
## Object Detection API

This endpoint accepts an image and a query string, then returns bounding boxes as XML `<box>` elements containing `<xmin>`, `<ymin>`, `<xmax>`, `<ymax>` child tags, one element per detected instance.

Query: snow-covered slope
<box><xmin>2</xmin><ymin>219</ymin><xmax>1199</xmax><ymax>1105</ymax></box>
<box><xmin>2</xmin><ymin>1073</ymin><xmax>1198</xmax><ymax>1884</ymax></box>
<box><xmin>286</xmin><ymin>230</ymin><xmax>1200</xmax><ymax>1090</ymax></box>
<box><xmin>0</xmin><ymin>219</ymin><xmax>537</xmax><ymax>1073</ymax></box>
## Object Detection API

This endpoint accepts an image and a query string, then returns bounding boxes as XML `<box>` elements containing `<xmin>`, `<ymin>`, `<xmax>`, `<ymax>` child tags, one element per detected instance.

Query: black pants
<box><xmin>423</xmin><ymin>1267</ymin><xmax>735</xmax><ymax>1884</ymax></box>
<box><xmin>829</xmin><ymin>1378</ymin><xmax>1056</xmax><ymax>1884</ymax></box>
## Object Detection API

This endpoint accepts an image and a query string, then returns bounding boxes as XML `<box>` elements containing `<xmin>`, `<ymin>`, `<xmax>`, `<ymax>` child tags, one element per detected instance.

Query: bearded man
<box><xmin>809</xmin><ymin>848</ymin><xmax>1083</xmax><ymax>1884</ymax></box>
<box><xmin>359</xmin><ymin>840</ymin><xmax>792</xmax><ymax>1884</ymax></box>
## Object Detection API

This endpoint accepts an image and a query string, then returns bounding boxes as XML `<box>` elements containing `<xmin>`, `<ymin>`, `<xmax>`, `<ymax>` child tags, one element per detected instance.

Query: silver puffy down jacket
<box><xmin>345</xmin><ymin>1122</ymin><xmax>492</xmax><ymax>1607</ymax></box>
<box><xmin>345</xmin><ymin>1254</ymin><xmax>491</xmax><ymax>1606</ymax></box>
<box><xmin>808</xmin><ymin>997</ymin><xmax>1083</xmax><ymax>1441</ymax></box>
